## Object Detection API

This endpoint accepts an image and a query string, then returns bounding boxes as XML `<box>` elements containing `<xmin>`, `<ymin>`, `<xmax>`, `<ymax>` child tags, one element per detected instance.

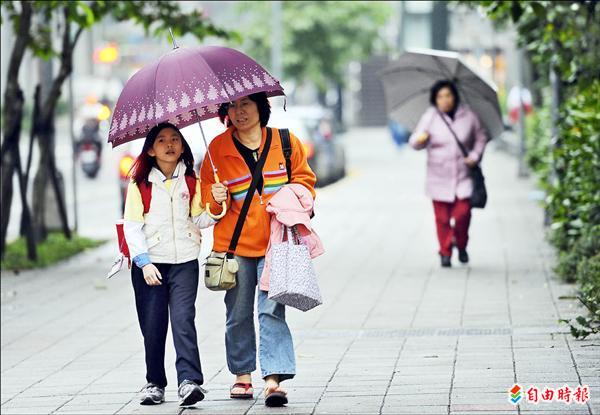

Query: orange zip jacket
<box><xmin>200</xmin><ymin>126</ymin><xmax>317</xmax><ymax>257</ymax></box>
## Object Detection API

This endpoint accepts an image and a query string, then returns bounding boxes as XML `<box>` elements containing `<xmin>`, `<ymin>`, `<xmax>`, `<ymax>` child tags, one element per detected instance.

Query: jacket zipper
<box><xmin>171</xmin><ymin>194</ymin><xmax>177</xmax><ymax>263</ymax></box>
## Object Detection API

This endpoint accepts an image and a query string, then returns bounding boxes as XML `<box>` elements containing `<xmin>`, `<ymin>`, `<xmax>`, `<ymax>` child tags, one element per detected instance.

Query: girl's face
<box><xmin>227</xmin><ymin>96</ymin><xmax>260</xmax><ymax>132</ymax></box>
<box><xmin>436</xmin><ymin>87</ymin><xmax>456</xmax><ymax>113</ymax></box>
<box><xmin>147</xmin><ymin>127</ymin><xmax>184</xmax><ymax>164</ymax></box>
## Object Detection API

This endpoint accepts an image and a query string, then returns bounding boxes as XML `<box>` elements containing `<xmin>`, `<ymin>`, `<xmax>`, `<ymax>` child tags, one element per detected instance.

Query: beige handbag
<box><xmin>204</xmin><ymin>252</ymin><xmax>239</xmax><ymax>291</ymax></box>
<box><xmin>203</xmin><ymin>128</ymin><xmax>273</xmax><ymax>291</ymax></box>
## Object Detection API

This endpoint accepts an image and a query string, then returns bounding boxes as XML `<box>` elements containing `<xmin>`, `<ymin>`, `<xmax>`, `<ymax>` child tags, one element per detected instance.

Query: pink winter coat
<box><xmin>260</xmin><ymin>183</ymin><xmax>324</xmax><ymax>291</ymax></box>
<box><xmin>409</xmin><ymin>105</ymin><xmax>488</xmax><ymax>203</ymax></box>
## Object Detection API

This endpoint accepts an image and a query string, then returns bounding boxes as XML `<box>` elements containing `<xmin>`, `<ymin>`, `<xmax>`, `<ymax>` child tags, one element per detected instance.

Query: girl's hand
<box><xmin>464</xmin><ymin>156</ymin><xmax>478</xmax><ymax>167</ymax></box>
<box><xmin>142</xmin><ymin>264</ymin><xmax>162</xmax><ymax>286</ymax></box>
<box><xmin>211</xmin><ymin>182</ymin><xmax>228</xmax><ymax>203</ymax></box>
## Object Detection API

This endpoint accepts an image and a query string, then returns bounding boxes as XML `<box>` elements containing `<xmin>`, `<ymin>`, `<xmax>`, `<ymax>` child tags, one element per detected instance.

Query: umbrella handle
<box><xmin>206</xmin><ymin>173</ymin><xmax>227</xmax><ymax>220</ymax></box>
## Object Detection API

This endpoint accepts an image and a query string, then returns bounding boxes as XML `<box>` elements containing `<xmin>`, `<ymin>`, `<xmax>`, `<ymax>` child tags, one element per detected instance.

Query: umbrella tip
<box><xmin>168</xmin><ymin>28</ymin><xmax>179</xmax><ymax>50</ymax></box>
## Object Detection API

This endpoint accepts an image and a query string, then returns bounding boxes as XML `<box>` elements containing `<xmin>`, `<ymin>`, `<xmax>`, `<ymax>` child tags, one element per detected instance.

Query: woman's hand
<box><xmin>416</xmin><ymin>132</ymin><xmax>429</xmax><ymax>145</ymax></box>
<box><xmin>142</xmin><ymin>264</ymin><xmax>162</xmax><ymax>286</ymax></box>
<box><xmin>464</xmin><ymin>156</ymin><xmax>478</xmax><ymax>167</ymax></box>
<box><xmin>211</xmin><ymin>182</ymin><xmax>228</xmax><ymax>203</ymax></box>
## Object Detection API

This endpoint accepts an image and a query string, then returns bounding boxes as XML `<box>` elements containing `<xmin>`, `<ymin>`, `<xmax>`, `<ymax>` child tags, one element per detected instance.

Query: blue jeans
<box><xmin>131</xmin><ymin>259</ymin><xmax>203</xmax><ymax>388</ymax></box>
<box><xmin>224</xmin><ymin>256</ymin><xmax>296</xmax><ymax>382</ymax></box>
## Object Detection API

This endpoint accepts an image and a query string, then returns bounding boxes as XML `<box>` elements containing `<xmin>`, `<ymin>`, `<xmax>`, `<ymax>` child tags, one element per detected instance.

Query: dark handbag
<box><xmin>204</xmin><ymin>128</ymin><xmax>273</xmax><ymax>290</ymax></box>
<box><xmin>436</xmin><ymin>109</ymin><xmax>488</xmax><ymax>209</ymax></box>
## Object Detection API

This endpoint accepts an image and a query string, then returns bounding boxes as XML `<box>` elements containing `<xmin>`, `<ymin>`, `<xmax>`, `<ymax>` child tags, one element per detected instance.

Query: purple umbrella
<box><xmin>108</xmin><ymin>44</ymin><xmax>284</xmax><ymax>218</ymax></box>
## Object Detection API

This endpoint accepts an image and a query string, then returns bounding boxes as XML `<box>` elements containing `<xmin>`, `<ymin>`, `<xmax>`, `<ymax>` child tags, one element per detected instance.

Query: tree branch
<box><xmin>6</xmin><ymin>1</ymin><xmax>32</xmax><ymax>85</ymax></box>
<box><xmin>41</xmin><ymin>8</ymin><xmax>80</xmax><ymax>122</ymax></box>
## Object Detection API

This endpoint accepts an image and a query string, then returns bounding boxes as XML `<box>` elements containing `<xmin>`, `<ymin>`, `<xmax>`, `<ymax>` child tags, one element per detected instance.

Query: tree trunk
<box><xmin>1</xmin><ymin>1</ymin><xmax>33</xmax><ymax>257</ymax></box>
<box><xmin>335</xmin><ymin>82</ymin><xmax>343</xmax><ymax>125</ymax></box>
<box><xmin>32</xmin><ymin>118</ymin><xmax>71</xmax><ymax>241</ymax></box>
<box><xmin>1</xmin><ymin>125</ymin><xmax>19</xmax><ymax>254</ymax></box>
<box><xmin>20</xmin><ymin>85</ymin><xmax>40</xmax><ymax>237</ymax></box>
<box><xmin>31</xmin><ymin>12</ymin><xmax>83</xmax><ymax>242</ymax></box>
<box><xmin>32</xmin><ymin>129</ymin><xmax>51</xmax><ymax>242</ymax></box>
<box><xmin>14</xmin><ymin>144</ymin><xmax>37</xmax><ymax>260</ymax></box>
<box><xmin>317</xmin><ymin>89</ymin><xmax>327</xmax><ymax>107</ymax></box>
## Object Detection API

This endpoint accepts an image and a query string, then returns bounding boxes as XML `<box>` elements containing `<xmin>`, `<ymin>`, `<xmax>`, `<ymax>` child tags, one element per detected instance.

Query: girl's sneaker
<box><xmin>178</xmin><ymin>380</ymin><xmax>206</xmax><ymax>407</ymax></box>
<box><xmin>139</xmin><ymin>383</ymin><xmax>165</xmax><ymax>405</ymax></box>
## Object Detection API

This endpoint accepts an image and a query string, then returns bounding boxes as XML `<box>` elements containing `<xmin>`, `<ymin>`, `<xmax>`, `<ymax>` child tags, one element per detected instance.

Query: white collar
<box><xmin>148</xmin><ymin>161</ymin><xmax>185</xmax><ymax>184</ymax></box>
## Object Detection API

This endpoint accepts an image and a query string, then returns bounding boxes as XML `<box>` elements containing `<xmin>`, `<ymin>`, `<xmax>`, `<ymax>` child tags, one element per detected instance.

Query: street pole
<box><xmin>517</xmin><ymin>49</ymin><xmax>529</xmax><ymax>178</ymax></box>
<box><xmin>545</xmin><ymin>65</ymin><xmax>562</xmax><ymax>226</ymax></box>
<box><xmin>68</xmin><ymin>73</ymin><xmax>78</xmax><ymax>232</ymax></box>
<box><xmin>271</xmin><ymin>1</ymin><xmax>283</xmax><ymax>81</ymax></box>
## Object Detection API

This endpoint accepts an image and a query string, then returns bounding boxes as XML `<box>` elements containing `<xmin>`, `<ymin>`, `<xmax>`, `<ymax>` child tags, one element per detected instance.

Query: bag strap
<box><xmin>435</xmin><ymin>108</ymin><xmax>470</xmax><ymax>159</ymax></box>
<box><xmin>279</xmin><ymin>128</ymin><xmax>293</xmax><ymax>183</ymax></box>
<box><xmin>227</xmin><ymin>127</ymin><xmax>273</xmax><ymax>258</ymax></box>
<box><xmin>138</xmin><ymin>181</ymin><xmax>152</xmax><ymax>214</ymax></box>
<box><xmin>185</xmin><ymin>174</ymin><xmax>197</xmax><ymax>203</ymax></box>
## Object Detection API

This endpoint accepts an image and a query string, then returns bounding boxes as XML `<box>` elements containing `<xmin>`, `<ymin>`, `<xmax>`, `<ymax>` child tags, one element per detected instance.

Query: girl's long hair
<box><xmin>130</xmin><ymin>122</ymin><xmax>195</xmax><ymax>185</ymax></box>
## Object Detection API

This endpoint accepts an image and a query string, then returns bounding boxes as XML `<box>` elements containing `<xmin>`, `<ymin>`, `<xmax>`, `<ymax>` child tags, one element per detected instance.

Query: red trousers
<box><xmin>432</xmin><ymin>198</ymin><xmax>471</xmax><ymax>257</ymax></box>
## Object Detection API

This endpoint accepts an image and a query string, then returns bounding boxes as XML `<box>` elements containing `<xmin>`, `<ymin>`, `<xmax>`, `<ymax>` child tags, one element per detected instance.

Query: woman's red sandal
<box><xmin>230</xmin><ymin>383</ymin><xmax>254</xmax><ymax>399</ymax></box>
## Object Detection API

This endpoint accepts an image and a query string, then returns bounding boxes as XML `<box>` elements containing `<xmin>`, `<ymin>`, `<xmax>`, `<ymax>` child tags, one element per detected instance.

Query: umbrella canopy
<box><xmin>379</xmin><ymin>48</ymin><xmax>504</xmax><ymax>139</ymax></box>
<box><xmin>108</xmin><ymin>45</ymin><xmax>284</xmax><ymax>148</ymax></box>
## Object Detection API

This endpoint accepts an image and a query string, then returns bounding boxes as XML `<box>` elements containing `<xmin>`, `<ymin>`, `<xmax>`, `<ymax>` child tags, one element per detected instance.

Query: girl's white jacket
<box><xmin>123</xmin><ymin>162</ymin><xmax>215</xmax><ymax>266</ymax></box>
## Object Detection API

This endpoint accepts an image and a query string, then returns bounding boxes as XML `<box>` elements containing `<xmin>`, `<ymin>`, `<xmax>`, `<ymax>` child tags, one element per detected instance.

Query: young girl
<box><xmin>123</xmin><ymin>122</ymin><xmax>220</xmax><ymax>407</ymax></box>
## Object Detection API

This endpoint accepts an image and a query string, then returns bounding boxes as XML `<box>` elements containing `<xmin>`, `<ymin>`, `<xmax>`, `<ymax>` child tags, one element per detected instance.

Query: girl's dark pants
<box><xmin>131</xmin><ymin>259</ymin><xmax>203</xmax><ymax>388</ymax></box>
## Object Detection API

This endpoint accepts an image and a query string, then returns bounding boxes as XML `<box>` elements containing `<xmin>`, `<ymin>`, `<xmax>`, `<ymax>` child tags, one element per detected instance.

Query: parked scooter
<box><xmin>75</xmin><ymin>119</ymin><xmax>103</xmax><ymax>178</ymax></box>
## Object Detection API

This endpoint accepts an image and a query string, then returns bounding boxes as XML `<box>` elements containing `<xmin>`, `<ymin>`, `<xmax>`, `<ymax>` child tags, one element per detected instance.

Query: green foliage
<box><xmin>466</xmin><ymin>1</ymin><xmax>599</xmax><ymax>89</ymax></box>
<box><xmin>524</xmin><ymin>105</ymin><xmax>552</xmax><ymax>180</ymax></box>
<box><xmin>547</xmin><ymin>80</ymin><xmax>600</xmax><ymax>338</ymax></box>
<box><xmin>466</xmin><ymin>1</ymin><xmax>600</xmax><ymax>339</ymax></box>
<box><xmin>106</xmin><ymin>1</ymin><xmax>237</xmax><ymax>44</ymax></box>
<box><xmin>234</xmin><ymin>1</ymin><xmax>391</xmax><ymax>92</ymax></box>
<box><xmin>1</xmin><ymin>1</ymin><xmax>235</xmax><ymax>60</ymax></box>
<box><xmin>1</xmin><ymin>233</ymin><xmax>104</xmax><ymax>271</ymax></box>
<box><xmin>546</xmin><ymin>81</ymin><xmax>600</xmax><ymax>251</ymax></box>
<box><xmin>560</xmin><ymin>253</ymin><xmax>600</xmax><ymax>339</ymax></box>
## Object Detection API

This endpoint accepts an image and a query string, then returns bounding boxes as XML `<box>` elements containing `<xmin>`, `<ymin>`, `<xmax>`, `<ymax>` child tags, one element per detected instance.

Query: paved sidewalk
<box><xmin>1</xmin><ymin>127</ymin><xmax>598</xmax><ymax>414</ymax></box>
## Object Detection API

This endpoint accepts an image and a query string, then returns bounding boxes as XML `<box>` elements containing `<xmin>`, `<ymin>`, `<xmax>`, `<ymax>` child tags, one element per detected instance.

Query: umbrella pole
<box><xmin>196</xmin><ymin>118</ymin><xmax>227</xmax><ymax>220</ymax></box>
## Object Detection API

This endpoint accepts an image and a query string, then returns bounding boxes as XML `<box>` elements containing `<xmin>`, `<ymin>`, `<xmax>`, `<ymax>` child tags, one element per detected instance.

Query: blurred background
<box><xmin>1</xmin><ymin>4</ymin><xmax>599</xmax><ymax>410</ymax></box>
<box><xmin>1</xmin><ymin>2</ymin><xmax>598</xmax><ymax>332</ymax></box>
<box><xmin>0</xmin><ymin>1</ymin><xmax>530</xmax><ymax>242</ymax></box>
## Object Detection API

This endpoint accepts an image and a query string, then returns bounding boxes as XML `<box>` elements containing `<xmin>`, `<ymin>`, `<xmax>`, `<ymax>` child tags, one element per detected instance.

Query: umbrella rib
<box><xmin>455</xmin><ymin>82</ymin><xmax>502</xmax><ymax>114</ymax></box>
<box><xmin>388</xmin><ymin>86</ymin><xmax>431</xmax><ymax>112</ymax></box>
<box><xmin>380</xmin><ymin>65</ymin><xmax>448</xmax><ymax>81</ymax></box>
<box><xmin>152</xmin><ymin>52</ymin><xmax>171</xmax><ymax>127</ymax></box>
<box><xmin>431</xmin><ymin>55</ymin><xmax>454</xmax><ymax>80</ymax></box>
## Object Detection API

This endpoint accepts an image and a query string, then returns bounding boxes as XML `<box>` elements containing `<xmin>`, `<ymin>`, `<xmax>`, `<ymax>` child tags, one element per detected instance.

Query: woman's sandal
<box><xmin>265</xmin><ymin>387</ymin><xmax>288</xmax><ymax>407</ymax></box>
<box><xmin>230</xmin><ymin>383</ymin><xmax>254</xmax><ymax>399</ymax></box>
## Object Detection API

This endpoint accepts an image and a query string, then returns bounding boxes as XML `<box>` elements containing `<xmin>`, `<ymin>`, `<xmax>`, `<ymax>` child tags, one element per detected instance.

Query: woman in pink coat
<box><xmin>409</xmin><ymin>80</ymin><xmax>487</xmax><ymax>267</ymax></box>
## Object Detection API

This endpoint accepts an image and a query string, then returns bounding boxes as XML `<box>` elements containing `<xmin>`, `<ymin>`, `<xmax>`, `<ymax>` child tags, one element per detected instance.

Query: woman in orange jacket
<box><xmin>200</xmin><ymin>92</ymin><xmax>316</xmax><ymax>407</ymax></box>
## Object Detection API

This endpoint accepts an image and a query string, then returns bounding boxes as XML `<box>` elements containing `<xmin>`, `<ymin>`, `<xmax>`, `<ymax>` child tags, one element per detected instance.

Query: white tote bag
<box><xmin>268</xmin><ymin>226</ymin><xmax>322</xmax><ymax>312</ymax></box>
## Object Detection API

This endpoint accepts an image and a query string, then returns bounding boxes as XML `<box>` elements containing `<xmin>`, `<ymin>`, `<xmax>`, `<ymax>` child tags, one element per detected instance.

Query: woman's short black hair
<box><xmin>218</xmin><ymin>92</ymin><xmax>271</xmax><ymax>127</ymax></box>
<box><xmin>429</xmin><ymin>79</ymin><xmax>460</xmax><ymax>108</ymax></box>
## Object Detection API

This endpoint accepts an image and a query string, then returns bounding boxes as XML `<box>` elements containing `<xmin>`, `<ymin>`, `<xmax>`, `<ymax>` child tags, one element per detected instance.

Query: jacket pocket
<box><xmin>147</xmin><ymin>232</ymin><xmax>162</xmax><ymax>249</ymax></box>
<box><xmin>186</xmin><ymin>225</ymin><xmax>202</xmax><ymax>246</ymax></box>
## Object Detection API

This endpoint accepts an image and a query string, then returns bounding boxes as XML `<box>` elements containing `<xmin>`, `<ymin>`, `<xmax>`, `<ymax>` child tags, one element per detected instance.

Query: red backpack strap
<box><xmin>185</xmin><ymin>174</ymin><xmax>197</xmax><ymax>211</ymax></box>
<box><xmin>138</xmin><ymin>181</ymin><xmax>152</xmax><ymax>215</ymax></box>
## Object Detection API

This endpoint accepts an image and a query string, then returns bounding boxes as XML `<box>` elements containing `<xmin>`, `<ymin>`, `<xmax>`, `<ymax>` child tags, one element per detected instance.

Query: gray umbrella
<box><xmin>378</xmin><ymin>48</ymin><xmax>504</xmax><ymax>139</ymax></box>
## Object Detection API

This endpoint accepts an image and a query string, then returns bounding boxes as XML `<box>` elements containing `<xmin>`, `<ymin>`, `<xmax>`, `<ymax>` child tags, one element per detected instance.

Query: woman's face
<box><xmin>147</xmin><ymin>127</ymin><xmax>184</xmax><ymax>164</ymax></box>
<box><xmin>227</xmin><ymin>96</ymin><xmax>260</xmax><ymax>132</ymax></box>
<box><xmin>435</xmin><ymin>87</ymin><xmax>456</xmax><ymax>113</ymax></box>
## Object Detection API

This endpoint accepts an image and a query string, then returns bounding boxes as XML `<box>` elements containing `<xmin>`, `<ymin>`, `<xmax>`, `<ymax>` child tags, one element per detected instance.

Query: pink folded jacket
<box><xmin>259</xmin><ymin>183</ymin><xmax>325</xmax><ymax>291</ymax></box>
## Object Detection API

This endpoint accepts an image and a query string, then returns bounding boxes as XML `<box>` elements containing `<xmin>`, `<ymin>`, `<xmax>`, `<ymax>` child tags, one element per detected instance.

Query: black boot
<box><xmin>440</xmin><ymin>255</ymin><xmax>452</xmax><ymax>268</ymax></box>
<box><xmin>458</xmin><ymin>249</ymin><xmax>469</xmax><ymax>264</ymax></box>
